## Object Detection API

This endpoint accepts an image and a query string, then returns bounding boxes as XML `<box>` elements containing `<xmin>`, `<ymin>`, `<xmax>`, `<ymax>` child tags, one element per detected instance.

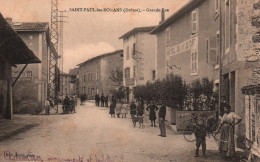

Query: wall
<box><xmin>12</xmin><ymin>32</ymin><xmax>48</xmax><ymax>114</ymax></box>
<box><xmin>136</xmin><ymin>32</ymin><xmax>157</xmax><ymax>85</ymax></box>
<box><xmin>101</xmin><ymin>52</ymin><xmax>123</xmax><ymax>97</ymax></box>
<box><xmin>156</xmin><ymin>0</ymin><xmax>219</xmax><ymax>83</ymax></box>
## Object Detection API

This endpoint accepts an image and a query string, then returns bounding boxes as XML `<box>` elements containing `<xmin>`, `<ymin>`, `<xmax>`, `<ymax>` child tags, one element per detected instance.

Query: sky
<box><xmin>0</xmin><ymin>0</ymin><xmax>189</xmax><ymax>72</ymax></box>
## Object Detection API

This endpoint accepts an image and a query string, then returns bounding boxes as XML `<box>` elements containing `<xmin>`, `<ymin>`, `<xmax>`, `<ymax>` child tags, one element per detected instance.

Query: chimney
<box><xmin>5</xmin><ymin>17</ymin><xmax>12</xmax><ymax>24</ymax></box>
<box><xmin>159</xmin><ymin>8</ymin><xmax>165</xmax><ymax>24</ymax></box>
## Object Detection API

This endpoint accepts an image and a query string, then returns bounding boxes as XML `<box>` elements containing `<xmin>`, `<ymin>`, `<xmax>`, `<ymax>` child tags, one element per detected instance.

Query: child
<box><xmin>194</xmin><ymin>117</ymin><xmax>207</xmax><ymax>157</ymax></box>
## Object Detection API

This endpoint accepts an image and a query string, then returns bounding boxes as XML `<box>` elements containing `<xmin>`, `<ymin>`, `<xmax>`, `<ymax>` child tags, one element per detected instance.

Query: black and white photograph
<box><xmin>0</xmin><ymin>0</ymin><xmax>260</xmax><ymax>161</ymax></box>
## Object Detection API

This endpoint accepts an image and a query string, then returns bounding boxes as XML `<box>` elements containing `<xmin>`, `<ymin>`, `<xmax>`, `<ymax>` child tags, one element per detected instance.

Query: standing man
<box><xmin>105</xmin><ymin>95</ymin><xmax>109</xmax><ymax>107</ymax></box>
<box><xmin>158</xmin><ymin>100</ymin><xmax>166</xmax><ymax>137</ymax></box>
<box><xmin>97</xmin><ymin>94</ymin><xmax>100</xmax><ymax>107</ymax></box>
<box><xmin>130</xmin><ymin>101</ymin><xmax>137</xmax><ymax>118</ymax></box>
<box><xmin>101</xmin><ymin>93</ymin><xmax>105</xmax><ymax>107</ymax></box>
<box><xmin>95</xmin><ymin>94</ymin><xmax>98</xmax><ymax>106</ymax></box>
<box><xmin>45</xmin><ymin>98</ymin><xmax>50</xmax><ymax>115</ymax></box>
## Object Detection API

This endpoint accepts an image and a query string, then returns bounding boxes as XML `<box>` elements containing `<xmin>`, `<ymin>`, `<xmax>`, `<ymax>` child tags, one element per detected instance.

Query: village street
<box><xmin>0</xmin><ymin>101</ymin><xmax>232</xmax><ymax>162</ymax></box>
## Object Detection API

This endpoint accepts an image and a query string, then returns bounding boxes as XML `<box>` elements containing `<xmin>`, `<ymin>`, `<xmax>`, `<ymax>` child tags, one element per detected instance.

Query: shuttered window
<box><xmin>126</xmin><ymin>46</ymin><xmax>129</xmax><ymax>60</ymax></box>
<box><xmin>192</xmin><ymin>10</ymin><xmax>198</xmax><ymax>34</ymax></box>
<box><xmin>191</xmin><ymin>52</ymin><xmax>198</xmax><ymax>72</ymax></box>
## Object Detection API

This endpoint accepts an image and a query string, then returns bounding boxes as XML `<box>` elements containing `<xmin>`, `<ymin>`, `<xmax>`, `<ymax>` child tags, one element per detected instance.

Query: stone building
<box><xmin>78</xmin><ymin>50</ymin><xmax>123</xmax><ymax>99</ymax></box>
<box><xmin>219</xmin><ymin>0</ymin><xmax>260</xmax><ymax>147</ymax></box>
<box><xmin>151</xmin><ymin>0</ymin><xmax>220</xmax><ymax>86</ymax></box>
<box><xmin>119</xmin><ymin>26</ymin><xmax>157</xmax><ymax>101</ymax></box>
<box><xmin>9</xmin><ymin>20</ymin><xmax>58</xmax><ymax>114</ymax></box>
<box><xmin>0</xmin><ymin>13</ymin><xmax>40</xmax><ymax>119</ymax></box>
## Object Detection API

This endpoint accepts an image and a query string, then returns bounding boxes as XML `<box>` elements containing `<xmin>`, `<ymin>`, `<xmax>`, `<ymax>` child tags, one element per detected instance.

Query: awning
<box><xmin>0</xmin><ymin>12</ymin><xmax>41</xmax><ymax>65</ymax></box>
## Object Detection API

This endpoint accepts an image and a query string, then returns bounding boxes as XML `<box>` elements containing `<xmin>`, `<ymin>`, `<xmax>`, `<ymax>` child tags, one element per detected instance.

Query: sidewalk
<box><xmin>0</xmin><ymin>115</ymin><xmax>39</xmax><ymax>142</ymax></box>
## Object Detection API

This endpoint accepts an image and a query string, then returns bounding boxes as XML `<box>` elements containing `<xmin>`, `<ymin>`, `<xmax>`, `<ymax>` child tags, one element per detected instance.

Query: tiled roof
<box><xmin>78</xmin><ymin>49</ymin><xmax>123</xmax><ymax>66</ymax></box>
<box><xmin>119</xmin><ymin>26</ymin><xmax>156</xmax><ymax>39</ymax></box>
<box><xmin>0</xmin><ymin>13</ymin><xmax>41</xmax><ymax>64</ymax></box>
<box><xmin>11</xmin><ymin>22</ymin><xmax>49</xmax><ymax>32</ymax></box>
<box><xmin>150</xmin><ymin>0</ymin><xmax>206</xmax><ymax>34</ymax></box>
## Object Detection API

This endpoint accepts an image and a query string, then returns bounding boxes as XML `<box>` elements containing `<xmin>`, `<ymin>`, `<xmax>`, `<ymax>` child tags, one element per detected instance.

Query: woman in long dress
<box><xmin>115</xmin><ymin>102</ymin><xmax>122</xmax><ymax>118</ymax></box>
<box><xmin>146</xmin><ymin>101</ymin><xmax>159</xmax><ymax>127</ymax></box>
<box><xmin>121</xmin><ymin>102</ymin><xmax>128</xmax><ymax>118</ymax></box>
<box><xmin>109</xmin><ymin>102</ymin><xmax>116</xmax><ymax>118</ymax></box>
<box><xmin>215</xmin><ymin>105</ymin><xmax>242</xmax><ymax>159</ymax></box>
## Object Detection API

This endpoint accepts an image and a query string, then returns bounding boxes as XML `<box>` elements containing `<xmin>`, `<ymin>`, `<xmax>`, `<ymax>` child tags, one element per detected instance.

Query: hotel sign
<box><xmin>166</xmin><ymin>36</ymin><xmax>198</xmax><ymax>57</ymax></box>
<box><xmin>12</xmin><ymin>71</ymin><xmax>32</xmax><ymax>81</ymax></box>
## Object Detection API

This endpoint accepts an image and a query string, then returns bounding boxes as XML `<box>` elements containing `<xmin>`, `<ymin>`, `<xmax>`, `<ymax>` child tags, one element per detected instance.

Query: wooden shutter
<box><xmin>209</xmin><ymin>35</ymin><xmax>217</xmax><ymax>64</ymax></box>
<box><xmin>192</xmin><ymin>10</ymin><xmax>197</xmax><ymax>33</ymax></box>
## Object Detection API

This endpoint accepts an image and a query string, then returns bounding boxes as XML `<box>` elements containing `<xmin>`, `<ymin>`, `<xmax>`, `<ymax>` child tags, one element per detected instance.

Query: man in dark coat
<box><xmin>105</xmin><ymin>96</ymin><xmax>109</xmax><ymax>107</ymax></box>
<box><xmin>130</xmin><ymin>101</ymin><xmax>137</xmax><ymax>118</ymax></box>
<box><xmin>97</xmin><ymin>94</ymin><xmax>100</xmax><ymax>107</ymax></box>
<box><xmin>158</xmin><ymin>101</ymin><xmax>166</xmax><ymax>137</ymax></box>
<box><xmin>146</xmin><ymin>101</ymin><xmax>159</xmax><ymax>127</ymax></box>
<box><xmin>101</xmin><ymin>93</ymin><xmax>105</xmax><ymax>107</ymax></box>
<box><xmin>95</xmin><ymin>94</ymin><xmax>98</xmax><ymax>106</ymax></box>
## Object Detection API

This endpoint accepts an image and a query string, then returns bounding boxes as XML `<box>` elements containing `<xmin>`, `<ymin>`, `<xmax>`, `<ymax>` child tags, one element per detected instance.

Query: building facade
<box><xmin>69</xmin><ymin>68</ymin><xmax>80</xmax><ymax>96</ymax></box>
<box><xmin>219</xmin><ymin>0</ymin><xmax>260</xmax><ymax>147</ymax></box>
<box><xmin>119</xmin><ymin>26</ymin><xmax>157</xmax><ymax>101</ymax></box>
<box><xmin>0</xmin><ymin>13</ymin><xmax>40</xmax><ymax>119</ymax></box>
<box><xmin>78</xmin><ymin>50</ymin><xmax>123</xmax><ymax>99</ymax></box>
<box><xmin>59</xmin><ymin>73</ymin><xmax>76</xmax><ymax>98</ymax></box>
<box><xmin>9</xmin><ymin>20</ymin><xmax>58</xmax><ymax>114</ymax></box>
<box><xmin>151</xmin><ymin>0</ymin><xmax>220</xmax><ymax>86</ymax></box>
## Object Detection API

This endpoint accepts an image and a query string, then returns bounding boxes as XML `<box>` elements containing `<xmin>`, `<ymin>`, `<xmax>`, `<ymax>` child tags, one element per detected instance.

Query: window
<box><xmin>126</xmin><ymin>46</ymin><xmax>129</xmax><ymax>60</ymax></box>
<box><xmin>125</xmin><ymin>67</ymin><xmax>130</xmax><ymax>79</ymax></box>
<box><xmin>91</xmin><ymin>87</ymin><xmax>95</xmax><ymax>95</ymax></box>
<box><xmin>152</xmin><ymin>70</ymin><xmax>156</xmax><ymax>80</ymax></box>
<box><xmin>225</xmin><ymin>0</ymin><xmax>230</xmax><ymax>53</ymax></box>
<box><xmin>209</xmin><ymin>35</ymin><xmax>217</xmax><ymax>64</ymax></box>
<box><xmin>132</xmin><ymin>43</ymin><xmax>136</xmax><ymax>56</ymax></box>
<box><xmin>84</xmin><ymin>87</ymin><xmax>86</xmax><ymax>94</ymax></box>
<box><xmin>191</xmin><ymin>10</ymin><xmax>198</xmax><ymax>34</ymax></box>
<box><xmin>165</xmin><ymin>27</ymin><xmax>170</xmax><ymax>47</ymax></box>
<box><xmin>91</xmin><ymin>73</ymin><xmax>94</xmax><ymax>81</ymax></box>
<box><xmin>215</xmin><ymin>0</ymin><xmax>219</xmax><ymax>12</ymax></box>
<box><xmin>191</xmin><ymin>51</ymin><xmax>198</xmax><ymax>72</ymax></box>
<box><xmin>88</xmin><ymin>74</ymin><xmax>90</xmax><ymax>81</ymax></box>
<box><xmin>96</xmin><ymin>72</ymin><xmax>100</xmax><ymax>80</ymax></box>
<box><xmin>84</xmin><ymin>75</ymin><xmax>86</xmax><ymax>82</ymax></box>
<box><xmin>133</xmin><ymin>66</ymin><xmax>136</xmax><ymax>77</ymax></box>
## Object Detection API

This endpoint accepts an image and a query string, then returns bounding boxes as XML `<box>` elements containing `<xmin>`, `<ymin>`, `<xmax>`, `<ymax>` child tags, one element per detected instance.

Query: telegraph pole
<box><xmin>57</xmin><ymin>10</ymin><xmax>68</xmax><ymax>100</ymax></box>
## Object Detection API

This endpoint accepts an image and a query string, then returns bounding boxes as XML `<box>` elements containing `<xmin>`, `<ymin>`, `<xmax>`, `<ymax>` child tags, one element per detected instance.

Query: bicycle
<box><xmin>180</xmin><ymin>113</ymin><xmax>220</xmax><ymax>142</ymax></box>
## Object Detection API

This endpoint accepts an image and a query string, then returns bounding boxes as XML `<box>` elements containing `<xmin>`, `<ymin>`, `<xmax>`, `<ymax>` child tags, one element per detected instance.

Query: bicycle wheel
<box><xmin>184</xmin><ymin>123</ymin><xmax>196</xmax><ymax>142</ymax></box>
<box><xmin>179</xmin><ymin>120</ymin><xmax>190</xmax><ymax>134</ymax></box>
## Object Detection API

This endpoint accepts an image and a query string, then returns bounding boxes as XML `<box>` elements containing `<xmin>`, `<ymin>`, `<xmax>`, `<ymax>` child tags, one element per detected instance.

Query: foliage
<box><xmin>109</xmin><ymin>67</ymin><xmax>123</xmax><ymax>86</ymax></box>
<box><xmin>109</xmin><ymin>85</ymin><xmax>125</xmax><ymax>101</ymax></box>
<box><xmin>132</xmin><ymin>75</ymin><xmax>215</xmax><ymax>111</ymax></box>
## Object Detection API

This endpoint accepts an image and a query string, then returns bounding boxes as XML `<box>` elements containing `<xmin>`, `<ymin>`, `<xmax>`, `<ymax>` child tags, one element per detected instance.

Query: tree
<box><xmin>109</xmin><ymin>67</ymin><xmax>123</xmax><ymax>86</ymax></box>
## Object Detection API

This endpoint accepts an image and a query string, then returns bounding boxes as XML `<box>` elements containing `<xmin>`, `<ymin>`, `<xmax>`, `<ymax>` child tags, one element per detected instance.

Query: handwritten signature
<box><xmin>3</xmin><ymin>150</ymin><xmax>123</xmax><ymax>162</ymax></box>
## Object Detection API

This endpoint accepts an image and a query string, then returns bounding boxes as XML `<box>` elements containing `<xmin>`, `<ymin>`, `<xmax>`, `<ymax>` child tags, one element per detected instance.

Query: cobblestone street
<box><xmin>0</xmin><ymin>101</ymin><xmax>244</xmax><ymax>162</ymax></box>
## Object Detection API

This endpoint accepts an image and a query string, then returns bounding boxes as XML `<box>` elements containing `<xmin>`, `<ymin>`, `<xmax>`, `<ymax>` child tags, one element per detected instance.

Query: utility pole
<box><xmin>49</xmin><ymin>0</ymin><xmax>59</xmax><ymax>113</ymax></box>
<box><xmin>49</xmin><ymin>0</ymin><xmax>58</xmax><ymax>99</ymax></box>
<box><xmin>57</xmin><ymin>10</ymin><xmax>68</xmax><ymax>100</ymax></box>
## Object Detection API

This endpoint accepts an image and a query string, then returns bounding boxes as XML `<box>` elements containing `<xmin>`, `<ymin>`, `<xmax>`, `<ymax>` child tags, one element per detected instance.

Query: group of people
<box><xmin>108</xmin><ymin>99</ymin><xmax>167</xmax><ymax>137</ymax></box>
<box><xmin>44</xmin><ymin>97</ymin><xmax>55</xmax><ymax>115</ymax></box>
<box><xmin>192</xmin><ymin>96</ymin><xmax>243</xmax><ymax>160</ymax></box>
<box><xmin>95</xmin><ymin>93</ymin><xmax>109</xmax><ymax>107</ymax></box>
<box><xmin>62</xmin><ymin>95</ymin><xmax>77</xmax><ymax>114</ymax></box>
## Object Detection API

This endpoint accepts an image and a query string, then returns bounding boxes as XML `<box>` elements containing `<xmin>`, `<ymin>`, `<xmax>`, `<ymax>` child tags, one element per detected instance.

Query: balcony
<box><xmin>125</xmin><ymin>78</ymin><xmax>135</xmax><ymax>86</ymax></box>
